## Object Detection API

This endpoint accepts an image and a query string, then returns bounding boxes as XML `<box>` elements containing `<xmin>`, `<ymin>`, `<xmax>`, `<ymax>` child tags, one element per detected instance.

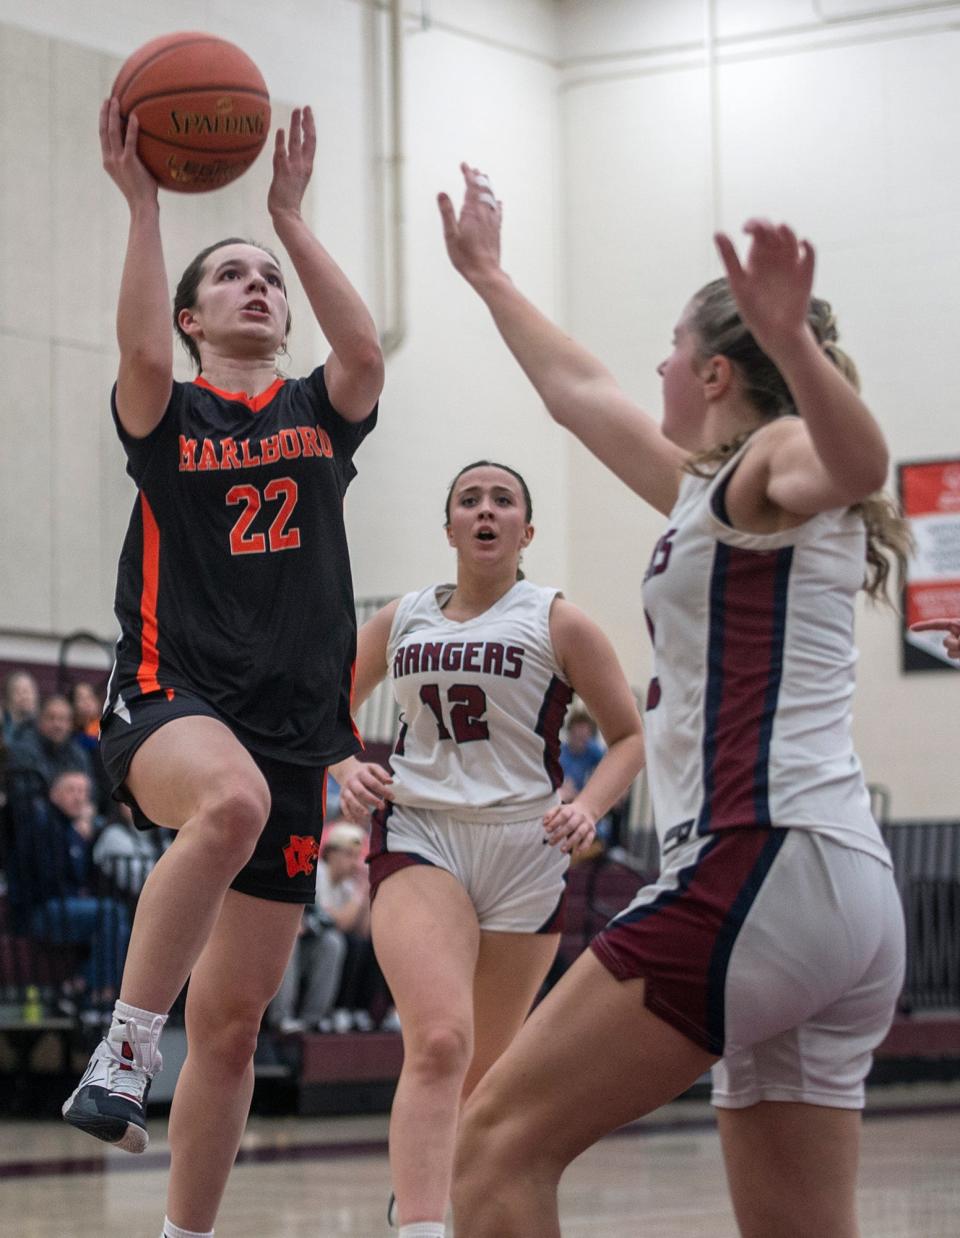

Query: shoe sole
<box><xmin>62</xmin><ymin>1096</ymin><xmax>149</xmax><ymax>1154</ymax></box>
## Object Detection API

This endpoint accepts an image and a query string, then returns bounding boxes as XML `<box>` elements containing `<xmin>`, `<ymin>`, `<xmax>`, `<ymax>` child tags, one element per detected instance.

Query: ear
<box><xmin>701</xmin><ymin>353</ymin><xmax>733</xmax><ymax>401</ymax></box>
<box><xmin>521</xmin><ymin>522</ymin><xmax>535</xmax><ymax>548</ymax></box>
<box><xmin>177</xmin><ymin>306</ymin><xmax>201</xmax><ymax>340</ymax></box>
<box><xmin>445</xmin><ymin>522</ymin><xmax>456</xmax><ymax>549</ymax></box>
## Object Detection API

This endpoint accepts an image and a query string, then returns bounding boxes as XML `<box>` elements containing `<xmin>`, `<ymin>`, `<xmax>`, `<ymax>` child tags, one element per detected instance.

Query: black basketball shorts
<box><xmin>99</xmin><ymin>688</ymin><xmax>327</xmax><ymax>904</ymax></box>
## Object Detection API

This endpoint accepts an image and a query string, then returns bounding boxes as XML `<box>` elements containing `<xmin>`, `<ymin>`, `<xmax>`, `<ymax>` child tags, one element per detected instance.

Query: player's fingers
<box><xmin>339</xmin><ymin>793</ymin><xmax>366</xmax><ymax>825</ymax></box>
<box><xmin>742</xmin><ymin>217</ymin><xmax>777</xmax><ymax>243</ymax></box>
<box><xmin>799</xmin><ymin>238</ymin><xmax>816</xmax><ymax>281</ymax></box>
<box><xmin>122</xmin><ymin>111</ymin><xmax>139</xmax><ymax>156</ymax></box>
<box><xmin>288</xmin><ymin>107</ymin><xmax>302</xmax><ymax>152</ymax></box>
<box><xmin>775</xmin><ymin>222</ymin><xmax>798</xmax><ymax>251</ymax></box>
<box><xmin>910</xmin><ymin>619</ymin><xmax>960</xmax><ymax>634</ymax></box>
<box><xmin>714</xmin><ymin>232</ymin><xmax>744</xmax><ymax>284</ymax></box>
<box><xmin>300</xmin><ymin>105</ymin><xmax>317</xmax><ymax>163</ymax></box>
<box><xmin>367</xmin><ymin>764</ymin><xmax>394</xmax><ymax>787</ymax></box>
<box><xmin>354</xmin><ymin>781</ymin><xmax>385</xmax><ymax>808</ymax></box>
<box><xmin>573</xmin><ymin>825</ymin><xmax>597</xmax><ymax>856</ymax></box>
<box><xmin>437</xmin><ymin>193</ymin><xmax>460</xmax><ymax>244</ymax></box>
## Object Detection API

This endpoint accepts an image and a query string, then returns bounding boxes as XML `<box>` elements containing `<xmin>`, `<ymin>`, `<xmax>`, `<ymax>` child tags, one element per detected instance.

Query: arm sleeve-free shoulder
<box><xmin>110</xmin><ymin>382</ymin><xmax>186</xmax><ymax>484</ymax></box>
<box><xmin>301</xmin><ymin>365</ymin><xmax>378</xmax><ymax>493</ymax></box>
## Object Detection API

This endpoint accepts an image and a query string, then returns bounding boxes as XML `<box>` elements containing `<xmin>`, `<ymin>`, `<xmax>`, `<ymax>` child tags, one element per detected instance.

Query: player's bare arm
<box><xmin>101</xmin><ymin>98</ymin><xmax>173</xmax><ymax>438</ymax></box>
<box><xmin>439</xmin><ymin>163</ymin><xmax>685</xmax><ymax>516</ymax></box>
<box><xmin>545</xmin><ymin>598</ymin><xmax>645</xmax><ymax>855</ymax></box>
<box><xmin>715</xmin><ymin>222</ymin><xmax>889</xmax><ymax>518</ymax></box>
<box><xmin>269</xmin><ymin>106</ymin><xmax>384</xmax><ymax>421</ymax></box>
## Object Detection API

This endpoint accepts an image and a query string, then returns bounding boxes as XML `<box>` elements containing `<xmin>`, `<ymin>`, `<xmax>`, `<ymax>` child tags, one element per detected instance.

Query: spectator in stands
<box><xmin>560</xmin><ymin>712</ymin><xmax>631</xmax><ymax>848</ymax></box>
<box><xmin>559</xmin><ymin>710</ymin><xmax>604</xmax><ymax>802</ymax></box>
<box><xmin>267</xmin><ymin>898</ymin><xmax>345</xmax><ymax>1036</ymax></box>
<box><xmin>68</xmin><ymin>680</ymin><xmax>112</xmax><ymax>813</ymax></box>
<box><xmin>93</xmin><ymin>802</ymin><xmax>163</xmax><ymax>897</ymax></box>
<box><xmin>911</xmin><ymin>618</ymin><xmax>960</xmax><ymax>661</ymax></box>
<box><xmin>267</xmin><ymin>821</ymin><xmax>383</xmax><ymax>1034</ymax></box>
<box><xmin>9</xmin><ymin>769</ymin><xmax>129</xmax><ymax>1018</ymax></box>
<box><xmin>70</xmin><ymin>680</ymin><xmax>103</xmax><ymax>746</ymax></box>
<box><xmin>2</xmin><ymin>669</ymin><xmax>39</xmax><ymax>746</ymax></box>
<box><xmin>7</xmin><ymin>694</ymin><xmax>94</xmax><ymax>793</ymax></box>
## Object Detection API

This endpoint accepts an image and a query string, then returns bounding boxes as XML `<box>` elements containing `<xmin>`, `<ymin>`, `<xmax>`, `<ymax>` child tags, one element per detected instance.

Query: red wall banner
<box><xmin>898</xmin><ymin>458</ymin><xmax>960</xmax><ymax>672</ymax></box>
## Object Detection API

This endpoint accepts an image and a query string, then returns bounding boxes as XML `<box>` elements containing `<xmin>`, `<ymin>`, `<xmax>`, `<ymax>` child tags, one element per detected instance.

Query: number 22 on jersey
<box><xmin>226</xmin><ymin>478</ymin><xmax>300</xmax><ymax>555</ymax></box>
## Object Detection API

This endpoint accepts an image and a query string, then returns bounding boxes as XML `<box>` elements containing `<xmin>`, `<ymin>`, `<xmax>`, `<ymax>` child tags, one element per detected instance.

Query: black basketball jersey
<box><xmin>106</xmin><ymin>367</ymin><xmax>376</xmax><ymax>766</ymax></box>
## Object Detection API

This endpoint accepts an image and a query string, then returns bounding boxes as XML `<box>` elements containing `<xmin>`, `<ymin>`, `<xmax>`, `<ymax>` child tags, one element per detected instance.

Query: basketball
<box><xmin>112</xmin><ymin>32</ymin><xmax>270</xmax><ymax>194</ymax></box>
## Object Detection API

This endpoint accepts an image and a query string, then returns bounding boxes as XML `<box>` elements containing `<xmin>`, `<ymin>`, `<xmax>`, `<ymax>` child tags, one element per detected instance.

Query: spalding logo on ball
<box><xmin>113</xmin><ymin>32</ymin><xmax>271</xmax><ymax>193</ymax></box>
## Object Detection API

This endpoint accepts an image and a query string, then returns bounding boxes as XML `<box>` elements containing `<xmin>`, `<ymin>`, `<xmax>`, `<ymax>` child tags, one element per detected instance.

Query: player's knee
<box><xmin>457</xmin><ymin>1089</ymin><xmax>545</xmax><ymax>1188</ymax></box>
<box><xmin>453</xmin><ymin>1099</ymin><xmax>511</xmax><ymax>1209</ymax></box>
<box><xmin>190</xmin><ymin>1000</ymin><xmax>263</xmax><ymax>1075</ymax></box>
<box><xmin>194</xmin><ymin>779</ymin><xmax>270</xmax><ymax>863</ymax></box>
<box><xmin>406</xmin><ymin>1019</ymin><xmax>473</xmax><ymax>1083</ymax></box>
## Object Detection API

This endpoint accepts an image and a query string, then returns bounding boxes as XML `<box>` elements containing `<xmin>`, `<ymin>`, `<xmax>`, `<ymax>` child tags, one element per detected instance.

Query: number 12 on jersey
<box><xmin>419</xmin><ymin>684</ymin><xmax>489</xmax><ymax>743</ymax></box>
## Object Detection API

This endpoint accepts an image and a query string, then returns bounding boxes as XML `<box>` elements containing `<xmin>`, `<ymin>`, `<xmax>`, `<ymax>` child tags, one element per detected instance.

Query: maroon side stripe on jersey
<box><xmin>535</xmin><ymin>675</ymin><xmax>574</xmax><ymax>790</ymax></box>
<box><xmin>136</xmin><ymin>492</ymin><xmax>162</xmax><ymax>695</ymax></box>
<box><xmin>697</xmin><ymin>543</ymin><xmax>793</xmax><ymax>833</ymax></box>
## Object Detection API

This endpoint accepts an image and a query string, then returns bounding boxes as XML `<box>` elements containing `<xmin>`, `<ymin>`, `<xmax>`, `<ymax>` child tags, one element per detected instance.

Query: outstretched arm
<box><xmin>101</xmin><ymin>99</ymin><xmax>173</xmax><ymax>438</ymax></box>
<box><xmin>715</xmin><ymin>221</ymin><xmax>889</xmax><ymax>516</ymax></box>
<box><xmin>439</xmin><ymin>164</ymin><xmax>685</xmax><ymax>516</ymax></box>
<box><xmin>545</xmin><ymin>599</ymin><xmax>645</xmax><ymax>856</ymax></box>
<box><xmin>269</xmin><ymin>106</ymin><xmax>383</xmax><ymax>422</ymax></box>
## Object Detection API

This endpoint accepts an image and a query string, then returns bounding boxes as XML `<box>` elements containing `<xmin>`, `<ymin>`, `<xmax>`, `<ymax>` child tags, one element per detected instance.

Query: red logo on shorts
<box><xmin>283</xmin><ymin>835</ymin><xmax>319</xmax><ymax>878</ymax></box>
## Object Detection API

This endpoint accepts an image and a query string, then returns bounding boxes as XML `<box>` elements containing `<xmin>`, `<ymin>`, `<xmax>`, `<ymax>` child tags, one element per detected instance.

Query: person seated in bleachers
<box><xmin>266</xmin><ymin>897</ymin><xmax>347</xmax><ymax>1035</ymax></box>
<box><xmin>559</xmin><ymin>709</ymin><xmax>630</xmax><ymax>847</ymax></box>
<box><xmin>2</xmin><ymin>668</ymin><xmax>39</xmax><ymax>746</ymax></box>
<box><xmin>8</xmin><ymin>769</ymin><xmax>130</xmax><ymax>1020</ymax></box>
<box><xmin>319</xmin><ymin>821</ymin><xmax>386</xmax><ymax>1032</ymax></box>
<box><xmin>67</xmin><ymin>680</ymin><xmax>113</xmax><ymax>812</ymax></box>
<box><xmin>558</xmin><ymin>709</ymin><xmax>605</xmax><ymax>803</ymax></box>
<box><xmin>267</xmin><ymin>821</ymin><xmax>388</xmax><ymax>1033</ymax></box>
<box><xmin>92</xmin><ymin>802</ymin><xmax>164</xmax><ymax>897</ymax></box>
<box><xmin>69</xmin><ymin>680</ymin><xmax>103</xmax><ymax>745</ymax></box>
<box><xmin>6</xmin><ymin>694</ymin><xmax>94</xmax><ymax>794</ymax></box>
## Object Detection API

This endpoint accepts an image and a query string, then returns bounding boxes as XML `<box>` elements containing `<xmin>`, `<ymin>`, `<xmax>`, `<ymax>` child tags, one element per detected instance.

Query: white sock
<box><xmin>113</xmin><ymin>999</ymin><xmax>168</xmax><ymax>1028</ymax></box>
<box><xmin>161</xmin><ymin>1219</ymin><xmax>214</xmax><ymax>1238</ymax></box>
<box><xmin>110</xmin><ymin>1001</ymin><xmax>168</xmax><ymax>1074</ymax></box>
<box><xmin>398</xmin><ymin>1225</ymin><xmax>445</xmax><ymax>1238</ymax></box>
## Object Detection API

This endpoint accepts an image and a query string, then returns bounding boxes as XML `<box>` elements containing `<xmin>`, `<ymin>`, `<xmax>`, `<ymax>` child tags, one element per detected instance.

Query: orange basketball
<box><xmin>112</xmin><ymin>32</ymin><xmax>270</xmax><ymax>194</ymax></box>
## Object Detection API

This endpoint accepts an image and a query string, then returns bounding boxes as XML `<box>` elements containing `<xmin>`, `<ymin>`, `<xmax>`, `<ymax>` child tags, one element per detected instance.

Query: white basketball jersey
<box><xmin>385</xmin><ymin>581</ymin><xmax>572</xmax><ymax>822</ymax></box>
<box><xmin>642</xmin><ymin>444</ymin><xmax>888</xmax><ymax>864</ymax></box>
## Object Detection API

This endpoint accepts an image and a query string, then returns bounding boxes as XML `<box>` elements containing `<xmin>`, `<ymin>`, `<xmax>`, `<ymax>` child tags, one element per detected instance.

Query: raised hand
<box><xmin>714</xmin><ymin>220</ymin><xmax>815</xmax><ymax>362</ymax></box>
<box><xmin>437</xmin><ymin>162</ymin><xmax>503</xmax><ymax>285</ymax></box>
<box><xmin>542</xmin><ymin>801</ymin><xmax>597</xmax><ymax>857</ymax></box>
<box><xmin>910</xmin><ymin>618</ymin><xmax>960</xmax><ymax>661</ymax></box>
<box><xmin>268</xmin><ymin>106</ymin><xmax>316</xmax><ymax>217</ymax></box>
<box><xmin>99</xmin><ymin>97</ymin><xmax>158</xmax><ymax>207</ymax></box>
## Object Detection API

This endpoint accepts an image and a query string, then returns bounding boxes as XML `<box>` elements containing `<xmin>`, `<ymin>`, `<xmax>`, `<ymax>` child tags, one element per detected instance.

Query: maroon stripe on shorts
<box><xmin>590</xmin><ymin>829</ymin><xmax>783</xmax><ymax>1054</ymax></box>
<box><xmin>366</xmin><ymin>803</ymin><xmax>436</xmax><ymax>903</ymax></box>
